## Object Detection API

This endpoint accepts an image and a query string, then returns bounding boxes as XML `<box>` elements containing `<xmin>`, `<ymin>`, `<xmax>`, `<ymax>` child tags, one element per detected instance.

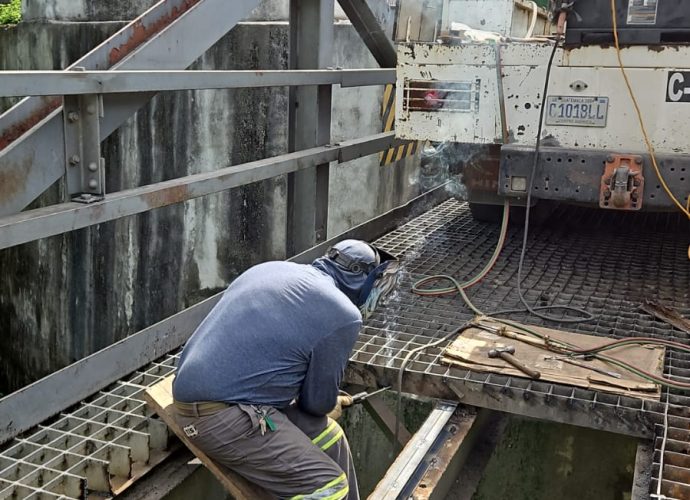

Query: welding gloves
<box><xmin>326</xmin><ymin>394</ymin><xmax>354</xmax><ymax>420</ymax></box>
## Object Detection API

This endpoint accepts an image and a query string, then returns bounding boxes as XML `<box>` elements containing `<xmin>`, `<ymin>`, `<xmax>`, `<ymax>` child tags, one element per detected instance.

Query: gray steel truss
<box><xmin>0</xmin><ymin>69</ymin><xmax>394</xmax><ymax>97</ymax></box>
<box><xmin>286</xmin><ymin>0</ymin><xmax>335</xmax><ymax>254</ymax></box>
<box><xmin>0</xmin><ymin>132</ymin><xmax>403</xmax><ymax>250</ymax></box>
<box><xmin>0</xmin><ymin>186</ymin><xmax>450</xmax><ymax>445</ymax></box>
<box><xmin>0</xmin><ymin>0</ymin><xmax>261</xmax><ymax>216</ymax></box>
<box><xmin>337</xmin><ymin>0</ymin><xmax>397</xmax><ymax>68</ymax></box>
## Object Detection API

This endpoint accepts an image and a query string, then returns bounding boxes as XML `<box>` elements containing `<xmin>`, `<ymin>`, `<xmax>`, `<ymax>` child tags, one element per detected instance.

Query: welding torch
<box><xmin>341</xmin><ymin>386</ymin><xmax>391</xmax><ymax>405</ymax></box>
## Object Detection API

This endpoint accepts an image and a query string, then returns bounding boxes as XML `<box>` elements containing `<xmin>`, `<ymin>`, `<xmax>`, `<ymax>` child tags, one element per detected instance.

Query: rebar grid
<box><xmin>2</xmin><ymin>199</ymin><xmax>689</xmax><ymax>498</ymax></box>
<box><xmin>0</xmin><ymin>355</ymin><xmax>179</xmax><ymax>499</ymax></box>
<box><xmin>356</xmin><ymin>199</ymin><xmax>690</xmax><ymax>499</ymax></box>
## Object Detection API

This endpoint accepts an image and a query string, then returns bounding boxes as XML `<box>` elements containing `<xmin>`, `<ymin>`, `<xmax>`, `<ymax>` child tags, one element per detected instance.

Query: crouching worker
<box><xmin>172</xmin><ymin>240</ymin><xmax>397</xmax><ymax>500</ymax></box>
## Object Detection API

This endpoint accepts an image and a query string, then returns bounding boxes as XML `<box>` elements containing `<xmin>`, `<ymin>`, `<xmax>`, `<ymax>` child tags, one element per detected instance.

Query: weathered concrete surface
<box><xmin>0</xmin><ymin>16</ymin><xmax>420</xmax><ymax>393</ymax></box>
<box><xmin>20</xmin><ymin>0</ymin><xmax>352</xmax><ymax>22</ymax></box>
<box><xmin>465</xmin><ymin>418</ymin><xmax>638</xmax><ymax>500</ymax></box>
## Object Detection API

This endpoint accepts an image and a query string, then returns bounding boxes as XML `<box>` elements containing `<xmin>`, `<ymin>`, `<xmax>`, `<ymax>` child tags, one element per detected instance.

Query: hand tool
<box><xmin>348</xmin><ymin>386</ymin><xmax>391</xmax><ymax>404</ymax></box>
<box><xmin>488</xmin><ymin>346</ymin><xmax>541</xmax><ymax>379</ymax></box>
<box><xmin>543</xmin><ymin>355</ymin><xmax>622</xmax><ymax>379</ymax></box>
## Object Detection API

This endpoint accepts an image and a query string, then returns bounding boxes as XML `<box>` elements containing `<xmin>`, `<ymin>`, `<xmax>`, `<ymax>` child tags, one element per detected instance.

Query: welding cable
<box><xmin>412</xmin><ymin>200</ymin><xmax>511</xmax><ymax>298</ymax></box>
<box><xmin>413</xmin><ymin>39</ymin><xmax>594</xmax><ymax>323</ymax></box>
<box><xmin>513</xmin><ymin>36</ymin><xmax>594</xmax><ymax>324</ymax></box>
<box><xmin>392</xmin><ymin>322</ymin><xmax>473</xmax><ymax>452</ymax></box>
<box><xmin>477</xmin><ymin>320</ymin><xmax>690</xmax><ymax>390</ymax></box>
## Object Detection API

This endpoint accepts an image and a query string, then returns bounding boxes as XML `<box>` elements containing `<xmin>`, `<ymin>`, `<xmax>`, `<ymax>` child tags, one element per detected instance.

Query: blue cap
<box><xmin>311</xmin><ymin>240</ymin><xmax>379</xmax><ymax>305</ymax></box>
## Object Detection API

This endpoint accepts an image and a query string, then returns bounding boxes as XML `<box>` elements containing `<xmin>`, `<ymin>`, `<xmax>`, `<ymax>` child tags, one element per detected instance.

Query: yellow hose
<box><xmin>609</xmin><ymin>0</ymin><xmax>690</xmax><ymax>260</ymax></box>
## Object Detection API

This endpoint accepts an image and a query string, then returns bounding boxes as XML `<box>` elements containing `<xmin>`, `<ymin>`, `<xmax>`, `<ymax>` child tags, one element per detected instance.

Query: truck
<box><xmin>395</xmin><ymin>0</ymin><xmax>690</xmax><ymax>221</ymax></box>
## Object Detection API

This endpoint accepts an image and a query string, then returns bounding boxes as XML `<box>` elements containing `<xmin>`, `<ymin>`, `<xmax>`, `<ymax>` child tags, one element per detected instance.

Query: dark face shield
<box><xmin>358</xmin><ymin>247</ymin><xmax>400</xmax><ymax>316</ymax></box>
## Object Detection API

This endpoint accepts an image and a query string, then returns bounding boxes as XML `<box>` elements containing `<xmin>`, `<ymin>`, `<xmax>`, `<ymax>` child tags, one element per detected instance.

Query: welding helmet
<box><xmin>312</xmin><ymin>239</ymin><xmax>397</xmax><ymax>307</ymax></box>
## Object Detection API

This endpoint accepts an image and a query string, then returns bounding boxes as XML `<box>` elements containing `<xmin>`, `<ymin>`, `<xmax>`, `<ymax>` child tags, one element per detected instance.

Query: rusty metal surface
<box><xmin>349</xmin><ymin>199</ymin><xmax>690</xmax><ymax>495</ymax></box>
<box><xmin>641</xmin><ymin>300</ymin><xmax>690</xmax><ymax>338</ymax></box>
<box><xmin>498</xmin><ymin>145</ymin><xmax>690</xmax><ymax>210</ymax></box>
<box><xmin>599</xmin><ymin>154</ymin><xmax>644</xmax><ymax>210</ymax></box>
<box><xmin>411</xmin><ymin>407</ymin><xmax>488</xmax><ymax>500</ymax></box>
<box><xmin>0</xmin><ymin>0</ymin><xmax>260</xmax><ymax>216</ymax></box>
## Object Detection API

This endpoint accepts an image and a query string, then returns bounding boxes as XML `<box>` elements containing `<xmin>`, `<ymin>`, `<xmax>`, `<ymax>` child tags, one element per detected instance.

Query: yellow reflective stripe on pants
<box><xmin>290</xmin><ymin>472</ymin><xmax>349</xmax><ymax>500</ymax></box>
<box><xmin>320</xmin><ymin>428</ymin><xmax>344</xmax><ymax>451</ymax></box>
<box><xmin>312</xmin><ymin>419</ymin><xmax>338</xmax><ymax>447</ymax></box>
<box><xmin>311</xmin><ymin>419</ymin><xmax>344</xmax><ymax>452</ymax></box>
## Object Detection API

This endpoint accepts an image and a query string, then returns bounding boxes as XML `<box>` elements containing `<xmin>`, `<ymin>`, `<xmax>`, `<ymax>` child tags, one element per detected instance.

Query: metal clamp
<box><xmin>63</xmin><ymin>83</ymin><xmax>106</xmax><ymax>203</ymax></box>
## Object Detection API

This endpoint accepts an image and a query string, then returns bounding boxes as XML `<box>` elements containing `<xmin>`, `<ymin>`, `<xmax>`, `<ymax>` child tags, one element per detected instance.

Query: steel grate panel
<box><xmin>0</xmin><ymin>355</ymin><xmax>180</xmax><ymax>498</ymax></box>
<box><xmin>2</xmin><ymin>199</ymin><xmax>689</xmax><ymax>498</ymax></box>
<box><xmin>354</xmin><ymin>199</ymin><xmax>690</xmax><ymax>499</ymax></box>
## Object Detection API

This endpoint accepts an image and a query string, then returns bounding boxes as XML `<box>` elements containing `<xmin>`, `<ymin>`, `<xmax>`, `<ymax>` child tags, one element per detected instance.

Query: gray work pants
<box><xmin>173</xmin><ymin>403</ymin><xmax>359</xmax><ymax>500</ymax></box>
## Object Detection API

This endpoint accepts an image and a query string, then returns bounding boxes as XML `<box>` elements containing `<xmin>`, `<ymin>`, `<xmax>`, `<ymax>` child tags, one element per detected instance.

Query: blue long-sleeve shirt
<box><xmin>172</xmin><ymin>261</ymin><xmax>362</xmax><ymax>416</ymax></box>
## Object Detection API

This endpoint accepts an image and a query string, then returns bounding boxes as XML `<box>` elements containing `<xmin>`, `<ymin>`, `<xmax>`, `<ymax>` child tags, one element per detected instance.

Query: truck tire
<box><xmin>468</xmin><ymin>203</ymin><xmax>505</xmax><ymax>223</ymax></box>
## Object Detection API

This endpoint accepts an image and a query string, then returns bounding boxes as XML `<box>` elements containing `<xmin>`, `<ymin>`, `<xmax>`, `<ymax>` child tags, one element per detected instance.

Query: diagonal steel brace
<box><xmin>0</xmin><ymin>0</ymin><xmax>260</xmax><ymax>216</ymax></box>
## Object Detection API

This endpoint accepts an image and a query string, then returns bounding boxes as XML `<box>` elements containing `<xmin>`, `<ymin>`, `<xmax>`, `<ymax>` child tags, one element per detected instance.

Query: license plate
<box><xmin>545</xmin><ymin>96</ymin><xmax>608</xmax><ymax>127</ymax></box>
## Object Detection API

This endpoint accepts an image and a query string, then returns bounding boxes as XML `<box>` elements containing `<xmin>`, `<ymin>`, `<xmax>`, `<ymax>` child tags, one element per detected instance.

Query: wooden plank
<box><xmin>443</xmin><ymin>320</ymin><xmax>665</xmax><ymax>400</ymax></box>
<box><xmin>143</xmin><ymin>375</ymin><xmax>271</xmax><ymax>500</ymax></box>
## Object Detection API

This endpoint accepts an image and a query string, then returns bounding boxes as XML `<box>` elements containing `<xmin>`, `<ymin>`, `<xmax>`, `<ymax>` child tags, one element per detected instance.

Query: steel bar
<box><xmin>0</xmin><ymin>69</ymin><xmax>395</xmax><ymax>97</ymax></box>
<box><xmin>0</xmin><ymin>132</ymin><xmax>400</xmax><ymax>250</ymax></box>
<box><xmin>0</xmin><ymin>0</ymin><xmax>260</xmax><ymax>216</ymax></box>
<box><xmin>0</xmin><ymin>186</ymin><xmax>449</xmax><ymax>445</ymax></box>
<box><xmin>362</xmin><ymin>396</ymin><xmax>412</xmax><ymax>447</ymax></box>
<box><xmin>410</xmin><ymin>408</ymin><xmax>491</xmax><ymax>500</ymax></box>
<box><xmin>369</xmin><ymin>401</ymin><xmax>458</xmax><ymax>500</ymax></box>
<box><xmin>286</xmin><ymin>0</ymin><xmax>334</xmax><ymax>254</ymax></box>
<box><xmin>337</xmin><ymin>0</ymin><xmax>397</xmax><ymax>68</ymax></box>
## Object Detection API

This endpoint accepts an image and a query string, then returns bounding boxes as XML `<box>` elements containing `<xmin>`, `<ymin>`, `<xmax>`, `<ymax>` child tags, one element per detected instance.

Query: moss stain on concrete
<box><xmin>471</xmin><ymin>418</ymin><xmax>637</xmax><ymax>500</ymax></box>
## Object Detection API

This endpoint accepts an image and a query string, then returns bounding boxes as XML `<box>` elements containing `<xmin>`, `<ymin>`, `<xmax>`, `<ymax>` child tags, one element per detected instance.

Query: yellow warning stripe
<box><xmin>379</xmin><ymin>83</ymin><xmax>421</xmax><ymax>166</ymax></box>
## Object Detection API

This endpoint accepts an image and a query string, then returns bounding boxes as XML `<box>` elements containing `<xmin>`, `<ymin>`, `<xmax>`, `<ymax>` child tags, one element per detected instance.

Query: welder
<box><xmin>171</xmin><ymin>239</ymin><xmax>397</xmax><ymax>500</ymax></box>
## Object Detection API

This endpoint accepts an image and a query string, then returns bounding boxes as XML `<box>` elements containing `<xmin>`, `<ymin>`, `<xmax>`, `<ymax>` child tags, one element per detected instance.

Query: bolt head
<box><xmin>88</xmin><ymin>179</ymin><xmax>99</xmax><ymax>189</ymax></box>
<box><xmin>88</xmin><ymin>162</ymin><xmax>98</xmax><ymax>172</ymax></box>
<box><xmin>67</xmin><ymin>111</ymin><xmax>80</xmax><ymax>123</ymax></box>
<box><xmin>606</xmin><ymin>155</ymin><xmax>615</xmax><ymax>163</ymax></box>
<box><xmin>69</xmin><ymin>155</ymin><xmax>80</xmax><ymax>165</ymax></box>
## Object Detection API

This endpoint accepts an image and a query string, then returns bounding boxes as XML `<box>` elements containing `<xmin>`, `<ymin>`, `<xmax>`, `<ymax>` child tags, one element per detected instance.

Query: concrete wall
<box><xmin>0</xmin><ymin>6</ymin><xmax>420</xmax><ymax>393</ymax></box>
<box><xmin>20</xmin><ymin>0</ymin><xmax>352</xmax><ymax>22</ymax></box>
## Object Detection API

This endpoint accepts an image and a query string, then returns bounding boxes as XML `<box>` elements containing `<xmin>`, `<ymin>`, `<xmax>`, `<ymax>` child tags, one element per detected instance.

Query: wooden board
<box><xmin>442</xmin><ymin>320</ymin><xmax>665</xmax><ymax>400</ymax></box>
<box><xmin>144</xmin><ymin>375</ymin><xmax>271</xmax><ymax>500</ymax></box>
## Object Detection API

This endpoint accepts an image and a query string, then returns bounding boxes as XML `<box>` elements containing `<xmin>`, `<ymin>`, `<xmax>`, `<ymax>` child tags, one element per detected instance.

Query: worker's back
<box><xmin>172</xmin><ymin>261</ymin><xmax>362</xmax><ymax>413</ymax></box>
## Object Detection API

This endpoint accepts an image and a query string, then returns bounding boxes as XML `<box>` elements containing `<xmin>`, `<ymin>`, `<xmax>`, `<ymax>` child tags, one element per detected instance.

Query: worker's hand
<box><xmin>326</xmin><ymin>395</ymin><xmax>354</xmax><ymax>420</ymax></box>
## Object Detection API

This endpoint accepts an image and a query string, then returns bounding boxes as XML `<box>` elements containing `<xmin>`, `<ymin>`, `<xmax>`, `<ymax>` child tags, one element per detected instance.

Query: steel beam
<box><xmin>337</xmin><ymin>0</ymin><xmax>397</xmax><ymax>68</ymax></box>
<box><xmin>286</xmin><ymin>0</ymin><xmax>334</xmax><ymax>254</ymax></box>
<box><xmin>0</xmin><ymin>0</ymin><xmax>260</xmax><ymax>216</ymax></box>
<box><xmin>369</xmin><ymin>401</ymin><xmax>458</xmax><ymax>500</ymax></box>
<box><xmin>0</xmin><ymin>69</ymin><xmax>395</xmax><ymax>97</ymax></box>
<box><xmin>632</xmin><ymin>441</ymin><xmax>654</xmax><ymax>500</ymax></box>
<box><xmin>410</xmin><ymin>408</ymin><xmax>492</xmax><ymax>500</ymax></box>
<box><xmin>0</xmin><ymin>185</ymin><xmax>449</xmax><ymax>445</ymax></box>
<box><xmin>344</xmin><ymin>360</ymin><xmax>660</xmax><ymax>438</ymax></box>
<box><xmin>0</xmin><ymin>132</ymin><xmax>401</xmax><ymax>250</ymax></box>
<box><xmin>362</xmin><ymin>396</ymin><xmax>412</xmax><ymax>448</ymax></box>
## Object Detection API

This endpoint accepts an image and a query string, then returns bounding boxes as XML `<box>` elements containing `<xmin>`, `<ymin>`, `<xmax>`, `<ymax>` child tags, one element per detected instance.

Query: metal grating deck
<box><xmin>349</xmin><ymin>199</ymin><xmax>690</xmax><ymax>499</ymax></box>
<box><xmin>0</xmin><ymin>355</ymin><xmax>179</xmax><ymax>499</ymax></box>
<box><xmin>2</xmin><ymin>199</ymin><xmax>690</xmax><ymax>499</ymax></box>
